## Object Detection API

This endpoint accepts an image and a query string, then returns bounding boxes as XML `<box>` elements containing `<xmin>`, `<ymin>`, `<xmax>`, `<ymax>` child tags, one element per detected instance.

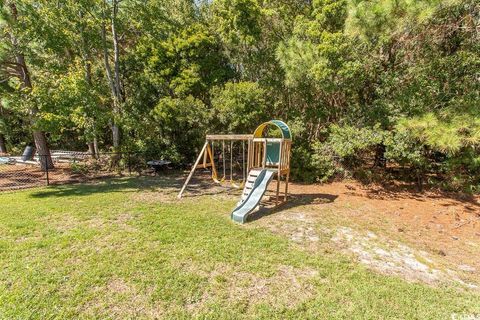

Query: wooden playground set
<box><xmin>178</xmin><ymin>120</ymin><xmax>292</xmax><ymax>223</ymax></box>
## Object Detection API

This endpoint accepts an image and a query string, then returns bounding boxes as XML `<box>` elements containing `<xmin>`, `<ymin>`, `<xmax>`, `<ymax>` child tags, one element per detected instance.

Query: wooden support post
<box><xmin>249</xmin><ymin>139</ymin><xmax>253</xmax><ymax>171</ymax></box>
<box><xmin>276</xmin><ymin>141</ymin><xmax>283</xmax><ymax>206</ymax></box>
<box><xmin>284</xmin><ymin>171</ymin><xmax>289</xmax><ymax>201</ymax></box>
<box><xmin>275</xmin><ymin>174</ymin><xmax>280</xmax><ymax>206</ymax></box>
<box><xmin>177</xmin><ymin>141</ymin><xmax>208</xmax><ymax>199</ymax></box>
<box><xmin>262</xmin><ymin>139</ymin><xmax>267</xmax><ymax>168</ymax></box>
<box><xmin>206</xmin><ymin>143</ymin><xmax>218</xmax><ymax>182</ymax></box>
<box><xmin>202</xmin><ymin>144</ymin><xmax>207</xmax><ymax>167</ymax></box>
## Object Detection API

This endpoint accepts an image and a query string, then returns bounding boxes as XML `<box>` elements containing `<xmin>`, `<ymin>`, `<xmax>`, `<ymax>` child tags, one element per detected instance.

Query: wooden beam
<box><xmin>177</xmin><ymin>141</ymin><xmax>208</xmax><ymax>199</ymax></box>
<box><xmin>252</xmin><ymin>138</ymin><xmax>291</xmax><ymax>143</ymax></box>
<box><xmin>206</xmin><ymin>143</ymin><xmax>218</xmax><ymax>182</ymax></box>
<box><xmin>206</xmin><ymin>134</ymin><xmax>252</xmax><ymax>141</ymax></box>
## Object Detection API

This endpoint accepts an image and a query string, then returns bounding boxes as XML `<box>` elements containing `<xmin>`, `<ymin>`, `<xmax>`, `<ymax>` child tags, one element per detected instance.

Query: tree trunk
<box><xmin>93</xmin><ymin>137</ymin><xmax>100</xmax><ymax>157</ymax></box>
<box><xmin>0</xmin><ymin>134</ymin><xmax>7</xmax><ymax>154</ymax></box>
<box><xmin>8</xmin><ymin>1</ymin><xmax>53</xmax><ymax>169</ymax></box>
<box><xmin>111</xmin><ymin>1</ymin><xmax>122</xmax><ymax>102</ymax></box>
<box><xmin>82</xmin><ymin>47</ymin><xmax>98</xmax><ymax>158</ymax></box>
<box><xmin>33</xmin><ymin>130</ymin><xmax>54</xmax><ymax>171</ymax></box>
<box><xmin>112</xmin><ymin>123</ymin><xmax>120</xmax><ymax>148</ymax></box>
<box><xmin>0</xmin><ymin>102</ymin><xmax>7</xmax><ymax>154</ymax></box>
<box><xmin>416</xmin><ymin>169</ymin><xmax>424</xmax><ymax>192</ymax></box>
<box><xmin>87</xmin><ymin>142</ymin><xmax>95</xmax><ymax>157</ymax></box>
<box><xmin>80</xmin><ymin>15</ymin><xmax>100</xmax><ymax>156</ymax></box>
<box><xmin>101</xmin><ymin>0</ymin><xmax>123</xmax><ymax>150</ymax></box>
<box><xmin>373</xmin><ymin>143</ymin><xmax>386</xmax><ymax>168</ymax></box>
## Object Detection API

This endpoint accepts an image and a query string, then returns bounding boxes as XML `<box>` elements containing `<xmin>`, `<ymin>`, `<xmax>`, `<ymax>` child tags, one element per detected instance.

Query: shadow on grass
<box><xmin>248</xmin><ymin>193</ymin><xmax>338</xmax><ymax>222</ymax></box>
<box><xmin>29</xmin><ymin>175</ymin><xmax>184</xmax><ymax>198</ymax></box>
<box><xmin>176</xmin><ymin>171</ymin><xmax>247</xmax><ymax>198</ymax></box>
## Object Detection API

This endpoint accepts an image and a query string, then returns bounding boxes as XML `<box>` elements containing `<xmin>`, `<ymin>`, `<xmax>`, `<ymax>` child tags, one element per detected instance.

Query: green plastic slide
<box><xmin>231</xmin><ymin>169</ymin><xmax>276</xmax><ymax>224</ymax></box>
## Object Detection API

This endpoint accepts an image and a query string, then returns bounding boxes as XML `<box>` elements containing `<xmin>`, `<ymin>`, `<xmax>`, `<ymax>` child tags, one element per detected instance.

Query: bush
<box><xmin>290</xmin><ymin>145</ymin><xmax>323</xmax><ymax>183</ymax></box>
<box><xmin>70</xmin><ymin>162</ymin><xmax>89</xmax><ymax>175</ymax></box>
<box><xmin>210</xmin><ymin>81</ymin><xmax>268</xmax><ymax>133</ymax></box>
<box><xmin>328</xmin><ymin>124</ymin><xmax>385</xmax><ymax>165</ymax></box>
<box><xmin>311</xmin><ymin>141</ymin><xmax>336</xmax><ymax>182</ymax></box>
<box><xmin>151</xmin><ymin>96</ymin><xmax>210</xmax><ymax>164</ymax></box>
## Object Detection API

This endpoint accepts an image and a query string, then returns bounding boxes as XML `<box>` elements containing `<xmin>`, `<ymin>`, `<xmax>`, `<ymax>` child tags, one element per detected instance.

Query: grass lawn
<box><xmin>1</xmin><ymin>176</ymin><xmax>479</xmax><ymax>319</ymax></box>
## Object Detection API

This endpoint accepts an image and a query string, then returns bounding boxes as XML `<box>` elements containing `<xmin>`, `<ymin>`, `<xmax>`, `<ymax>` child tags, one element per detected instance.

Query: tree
<box><xmin>100</xmin><ymin>0</ymin><xmax>124</xmax><ymax>149</ymax></box>
<box><xmin>0</xmin><ymin>101</ymin><xmax>7</xmax><ymax>153</ymax></box>
<box><xmin>0</xmin><ymin>1</ymin><xmax>54</xmax><ymax>169</ymax></box>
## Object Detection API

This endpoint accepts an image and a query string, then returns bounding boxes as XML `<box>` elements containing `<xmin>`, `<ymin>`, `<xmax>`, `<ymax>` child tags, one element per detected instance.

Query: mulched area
<box><xmin>0</xmin><ymin>162</ymin><xmax>117</xmax><ymax>191</ymax></box>
<box><xmin>182</xmin><ymin>172</ymin><xmax>480</xmax><ymax>285</ymax></box>
<box><xmin>262</xmin><ymin>180</ymin><xmax>480</xmax><ymax>284</ymax></box>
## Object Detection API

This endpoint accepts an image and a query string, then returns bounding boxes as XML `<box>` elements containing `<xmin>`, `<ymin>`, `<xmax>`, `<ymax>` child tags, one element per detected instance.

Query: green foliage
<box><xmin>152</xmin><ymin>95</ymin><xmax>210</xmax><ymax>162</ymax></box>
<box><xmin>384</xmin><ymin>127</ymin><xmax>426</xmax><ymax>167</ymax></box>
<box><xmin>211</xmin><ymin>81</ymin><xmax>267</xmax><ymax>133</ymax></box>
<box><xmin>346</xmin><ymin>0</ymin><xmax>441</xmax><ymax>43</ymax></box>
<box><xmin>314</xmin><ymin>0</ymin><xmax>348</xmax><ymax>31</ymax></box>
<box><xmin>307</xmin><ymin>124</ymin><xmax>387</xmax><ymax>182</ymax></box>
<box><xmin>311</xmin><ymin>141</ymin><xmax>337</xmax><ymax>182</ymax></box>
<box><xmin>212</xmin><ymin>0</ymin><xmax>263</xmax><ymax>47</ymax></box>
<box><xmin>276</xmin><ymin>38</ymin><xmax>318</xmax><ymax>87</ymax></box>
<box><xmin>328</xmin><ymin>124</ymin><xmax>385</xmax><ymax>159</ymax></box>
<box><xmin>70</xmin><ymin>161</ymin><xmax>89</xmax><ymax>175</ymax></box>
<box><xmin>0</xmin><ymin>0</ymin><xmax>479</xmax><ymax>190</ymax></box>
<box><xmin>140</xmin><ymin>23</ymin><xmax>233</xmax><ymax>99</ymax></box>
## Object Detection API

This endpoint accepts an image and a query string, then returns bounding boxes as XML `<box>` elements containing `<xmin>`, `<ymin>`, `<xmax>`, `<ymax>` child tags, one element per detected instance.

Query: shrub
<box><xmin>210</xmin><ymin>82</ymin><xmax>268</xmax><ymax>133</ymax></box>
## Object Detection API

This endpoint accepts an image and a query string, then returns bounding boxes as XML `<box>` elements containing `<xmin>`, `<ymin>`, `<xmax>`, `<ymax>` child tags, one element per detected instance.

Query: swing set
<box><xmin>178</xmin><ymin>134</ymin><xmax>251</xmax><ymax>197</ymax></box>
<box><xmin>198</xmin><ymin>134</ymin><xmax>250</xmax><ymax>188</ymax></box>
<box><xmin>178</xmin><ymin>120</ymin><xmax>292</xmax><ymax>221</ymax></box>
<box><xmin>177</xmin><ymin>120</ymin><xmax>292</xmax><ymax>203</ymax></box>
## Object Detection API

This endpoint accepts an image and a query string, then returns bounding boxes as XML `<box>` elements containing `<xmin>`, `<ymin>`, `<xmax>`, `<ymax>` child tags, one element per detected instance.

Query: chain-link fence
<box><xmin>0</xmin><ymin>151</ymin><xmax>172</xmax><ymax>192</ymax></box>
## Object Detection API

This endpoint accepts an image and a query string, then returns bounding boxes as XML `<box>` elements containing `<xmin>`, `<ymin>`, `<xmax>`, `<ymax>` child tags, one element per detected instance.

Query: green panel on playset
<box><xmin>266</xmin><ymin>141</ymin><xmax>280</xmax><ymax>164</ymax></box>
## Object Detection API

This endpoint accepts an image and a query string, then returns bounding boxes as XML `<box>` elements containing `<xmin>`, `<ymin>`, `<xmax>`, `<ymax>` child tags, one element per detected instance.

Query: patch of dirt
<box><xmin>111</xmin><ymin>213</ymin><xmax>137</xmax><ymax>232</ymax></box>
<box><xmin>107</xmin><ymin>278</ymin><xmax>132</xmax><ymax>294</ymax></box>
<box><xmin>257</xmin><ymin>211</ymin><xmax>325</xmax><ymax>251</ymax></box>
<box><xmin>86</xmin><ymin>217</ymin><xmax>107</xmax><ymax>229</ymax></box>
<box><xmin>182</xmin><ymin>262</ymin><xmax>319</xmax><ymax>314</ymax></box>
<box><xmin>130</xmin><ymin>190</ymin><xmax>177</xmax><ymax>204</ymax></box>
<box><xmin>52</xmin><ymin>212</ymin><xmax>137</xmax><ymax>234</ymax></box>
<box><xmin>52</xmin><ymin>215</ymin><xmax>81</xmax><ymax>233</ymax></box>
<box><xmin>180</xmin><ymin>173</ymin><xmax>244</xmax><ymax>199</ymax></box>
<box><xmin>82</xmin><ymin>277</ymin><xmax>164</xmax><ymax>318</ymax></box>
<box><xmin>332</xmin><ymin>226</ymin><xmax>477</xmax><ymax>288</ymax></box>
<box><xmin>0</xmin><ymin>162</ymin><xmax>117</xmax><ymax>192</ymax></box>
<box><xmin>247</xmin><ymin>180</ymin><xmax>480</xmax><ymax>288</ymax></box>
<box><xmin>83</xmin><ymin>213</ymin><xmax>139</xmax><ymax>232</ymax></box>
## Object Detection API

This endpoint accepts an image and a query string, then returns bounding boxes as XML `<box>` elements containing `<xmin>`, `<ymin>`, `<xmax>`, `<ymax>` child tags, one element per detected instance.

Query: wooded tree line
<box><xmin>0</xmin><ymin>0</ymin><xmax>479</xmax><ymax>190</ymax></box>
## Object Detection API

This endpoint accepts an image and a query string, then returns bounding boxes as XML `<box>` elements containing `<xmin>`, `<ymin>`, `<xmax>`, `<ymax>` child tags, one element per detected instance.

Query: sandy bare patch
<box><xmin>235</xmin><ymin>179</ymin><xmax>480</xmax><ymax>287</ymax></box>
<box><xmin>52</xmin><ymin>214</ymin><xmax>81</xmax><ymax>233</ymax></box>
<box><xmin>279</xmin><ymin>212</ymin><xmax>322</xmax><ymax>244</ymax></box>
<box><xmin>81</xmin><ymin>213</ymin><xmax>137</xmax><ymax>232</ymax></box>
<box><xmin>332</xmin><ymin>226</ymin><xmax>478</xmax><ymax>289</ymax></box>
<box><xmin>130</xmin><ymin>190</ymin><xmax>177</xmax><ymax>204</ymax></box>
<box><xmin>184</xmin><ymin>262</ymin><xmax>319</xmax><ymax>314</ymax></box>
<box><xmin>107</xmin><ymin>278</ymin><xmax>132</xmax><ymax>294</ymax></box>
<box><xmin>82</xmin><ymin>277</ymin><xmax>164</xmax><ymax>318</ymax></box>
<box><xmin>253</xmin><ymin>211</ymin><xmax>328</xmax><ymax>252</ymax></box>
<box><xmin>86</xmin><ymin>217</ymin><xmax>107</xmax><ymax>229</ymax></box>
<box><xmin>111</xmin><ymin>213</ymin><xmax>137</xmax><ymax>232</ymax></box>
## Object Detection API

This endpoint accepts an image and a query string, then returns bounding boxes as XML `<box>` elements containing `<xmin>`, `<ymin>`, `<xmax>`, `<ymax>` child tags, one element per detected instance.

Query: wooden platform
<box><xmin>206</xmin><ymin>134</ymin><xmax>252</xmax><ymax>141</ymax></box>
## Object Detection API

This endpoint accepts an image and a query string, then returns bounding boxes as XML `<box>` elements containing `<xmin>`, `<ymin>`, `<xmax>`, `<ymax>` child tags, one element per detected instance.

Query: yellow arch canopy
<box><xmin>253</xmin><ymin>120</ymin><xmax>291</xmax><ymax>139</ymax></box>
